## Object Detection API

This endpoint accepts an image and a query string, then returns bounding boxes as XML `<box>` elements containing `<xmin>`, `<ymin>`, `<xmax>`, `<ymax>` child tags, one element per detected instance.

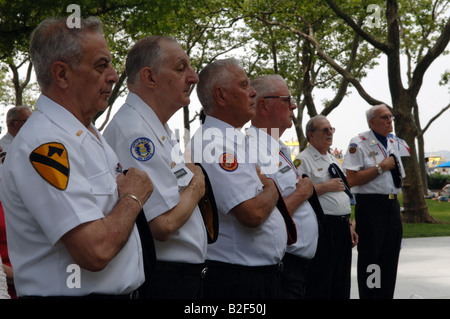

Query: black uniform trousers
<box><xmin>355</xmin><ymin>194</ymin><xmax>402</xmax><ymax>299</ymax></box>
<box><xmin>305</xmin><ymin>214</ymin><xmax>352</xmax><ymax>299</ymax></box>
<box><xmin>203</xmin><ymin>260</ymin><xmax>282</xmax><ymax>299</ymax></box>
<box><xmin>144</xmin><ymin>261</ymin><xmax>208</xmax><ymax>299</ymax></box>
<box><xmin>280</xmin><ymin>253</ymin><xmax>310</xmax><ymax>299</ymax></box>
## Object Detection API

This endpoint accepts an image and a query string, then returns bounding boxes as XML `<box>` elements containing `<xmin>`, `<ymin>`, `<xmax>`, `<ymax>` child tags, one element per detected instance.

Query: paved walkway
<box><xmin>350</xmin><ymin>236</ymin><xmax>450</xmax><ymax>299</ymax></box>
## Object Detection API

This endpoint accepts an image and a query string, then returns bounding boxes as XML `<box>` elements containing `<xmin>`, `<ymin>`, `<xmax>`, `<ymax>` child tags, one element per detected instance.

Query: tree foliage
<box><xmin>0</xmin><ymin>0</ymin><xmax>448</xmax><ymax>222</ymax></box>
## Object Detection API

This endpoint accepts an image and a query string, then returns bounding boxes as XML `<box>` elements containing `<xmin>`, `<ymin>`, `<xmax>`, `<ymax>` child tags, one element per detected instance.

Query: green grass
<box><xmin>350</xmin><ymin>194</ymin><xmax>450</xmax><ymax>238</ymax></box>
<box><xmin>402</xmin><ymin>197</ymin><xmax>450</xmax><ymax>238</ymax></box>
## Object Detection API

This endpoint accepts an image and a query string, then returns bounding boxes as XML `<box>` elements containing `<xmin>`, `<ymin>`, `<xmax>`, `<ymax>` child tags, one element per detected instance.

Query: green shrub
<box><xmin>428</xmin><ymin>173</ymin><xmax>449</xmax><ymax>189</ymax></box>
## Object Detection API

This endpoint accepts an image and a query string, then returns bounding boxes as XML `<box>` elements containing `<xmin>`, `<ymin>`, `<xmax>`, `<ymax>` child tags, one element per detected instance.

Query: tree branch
<box><xmin>420</xmin><ymin>101</ymin><xmax>450</xmax><ymax>136</ymax></box>
<box><xmin>252</xmin><ymin>14</ymin><xmax>387</xmax><ymax>107</ymax></box>
<box><xmin>322</xmin><ymin>18</ymin><xmax>363</xmax><ymax>115</ymax></box>
<box><xmin>409</xmin><ymin>17</ymin><xmax>450</xmax><ymax>99</ymax></box>
<box><xmin>385</xmin><ymin>0</ymin><xmax>404</xmax><ymax>107</ymax></box>
<box><xmin>324</xmin><ymin>0</ymin><xmax>389</xmax><ymax>53</ymax></box>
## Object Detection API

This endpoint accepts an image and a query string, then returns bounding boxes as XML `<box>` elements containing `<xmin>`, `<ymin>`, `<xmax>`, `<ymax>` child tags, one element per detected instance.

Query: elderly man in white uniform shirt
<box><xmin>188</xmin><ymin>59</ymin><xmax>287</xmax><ymax>299</ymax></box>
<box><xmin>342</xmin><ymin>104</ymin><xmax>407</xmax><ymax>299</ymax></box>
<box><xmin>104</xmin><ymin>36</ymin><xmax>208</xmax><ymax>299</ymax></box>
<box><xmin>0</xmin><ymin>106</ymin><xmax>32</xmax><ymax>157</ymax></box>
<box><xmin>296</xmin><ymin>115</ymin><xmax>358</xmax><ymax>299</ymax></box>
<box><xmin>0</xmin><ymin>17</ymin><xmax>153</xmax><ymax>298</ymax></box>
<box><xmin>248</xmin><ymin>75</ymin><xmax>320</xmax><ymax>299</ymax></box>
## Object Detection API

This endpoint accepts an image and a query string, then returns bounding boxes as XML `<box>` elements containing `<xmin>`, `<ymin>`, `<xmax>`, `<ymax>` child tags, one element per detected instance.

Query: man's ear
<box><xmin>141</xmin><ymin>67</ymin><xmax>157</xmax><ymax>88</ymax></box>
<box><xmin>257</xmin><ymin>98</ymin><xmax>266</xmax><ymax>112</ymax></box>
<box><xmin>51</xmin><ymin>61</ymin><xmax>70</xmax><ymax>89</ymax></box>
<box><xmin>213</xmin><ymin>86</ymin><xmax>226</xmax><ymax>107</ymax></box>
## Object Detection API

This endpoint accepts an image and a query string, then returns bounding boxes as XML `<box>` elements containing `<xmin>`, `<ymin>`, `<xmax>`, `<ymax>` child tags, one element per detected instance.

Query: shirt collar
<box><xmin>247</xmin><ymin>125</ymin><xmax>281</xmax><ymax>153</ymax></box>
<box><xmin>125</xmin><ymin>92</ymin><xmax>175</xmax><ymax>145</ymax></box>
<box><xmin>365</xmin><ymin>130</ymin><xmax>391</xmax><ymax>149</ymax></box>
<box><xmin>203</xmin><ymin>115</ymin><xmax>246</xmax><ymax>146</ymax></box>
<box><xmin>35</xmin><ymin>94</ymin><xmax>90</xmax><ymax>140</ymax></box>
<box><xmin>372</xmin><ymin>129</ymin><xmax>388</xmax><ymax>148</ymax></box>
<box><xmin>308</xmin><ymin>144</ymin><xmax>330</xmax><ymax>161</ymax></box>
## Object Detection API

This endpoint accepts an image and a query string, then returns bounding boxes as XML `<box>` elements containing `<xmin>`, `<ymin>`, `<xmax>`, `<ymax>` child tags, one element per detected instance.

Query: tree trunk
<box><xmin>385</xmin><ymin>0</ymin><xmax>436</xmax><ymax>223</ymax></box>
<box><xmin>417</xmin><ymin>134</ymin><xmax>429</xmax><ymax>195</ymax></box>
<box><xmin>394</xmin><ymin>101</ymin><xmax>436</xmax><ymax>223</ymax></box>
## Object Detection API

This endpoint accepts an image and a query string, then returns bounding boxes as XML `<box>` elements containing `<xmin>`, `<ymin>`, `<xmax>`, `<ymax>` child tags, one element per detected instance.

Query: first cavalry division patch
<box><xmin>29</xmin><ymin>142</ymin><xmax>70</xmax><ymax>190</ymax></box>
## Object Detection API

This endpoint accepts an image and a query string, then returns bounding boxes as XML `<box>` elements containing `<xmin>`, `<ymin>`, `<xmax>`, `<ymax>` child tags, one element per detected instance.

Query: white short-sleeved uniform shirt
<box><xmin>0</xmin><ymin>133</ymin><xmax>13</xmax><ymax>154</ymax></box>
<box><xmin>0</xmin><ymin>95</ymin><xmax>144</xmax><ymax>297</ymax></box>
<box><xmin>103</xmin><ymin>93</ymin><xmax>207</xmax><ymax>264</ymax></box>
<box><xmin>0</xmin><ymin>132</ymin><xmax>14</xmax><ymax>201</ymax></box>
<box><xmin>247</xmin><ymin>127</ymin><xmax>318</xmax><ymax>259</ymax></box>
<box><xmin>296</xmin><ymin>145</ymin><xmax>351</xmax><ymax>216</ymax></box>
<box><xmin>188</xmin><ymin>116</ymin><xmax>287</xmax><ymax>266</ymax></box>
<box><xmin>342</xmin><ymin>130</ymin><xmax>407</xmax><ymax>194</ymax></box>
<box><xmin>0</xmin><ymin>133</ymin><xmax>14</xmax><ymax>190</ymax></box>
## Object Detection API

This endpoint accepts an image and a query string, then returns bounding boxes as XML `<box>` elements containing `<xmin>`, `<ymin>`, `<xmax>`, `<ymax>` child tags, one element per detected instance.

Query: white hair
<box><xmin>366</xmin><ymin>104</ymin><xmax>388</xmax><ymax>126</ymax></box>
<box><xmin>197</xmin><ymin>58</ymin><xmax>243</xmax><ymax>112</ymax></box>
<box><xmin>30</xmin><ymin>17</ymin><xmax>103</xmax><ymax>91</ymax></box>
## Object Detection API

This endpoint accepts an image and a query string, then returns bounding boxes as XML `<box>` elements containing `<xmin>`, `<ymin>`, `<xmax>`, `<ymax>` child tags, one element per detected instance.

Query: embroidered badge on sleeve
<box><xmin>349</xmin><ymin>143</ymin><xmax>358</xmax><ymax>154</ymax></box>
<box><xmin>219</xmin><ymin>153</ymin><xmax>238</xmax><ymax>172</ymax></box>
<box><xmin>130</xmin><ymin>137</ymin><xmax>155</xmax><ymax>161</ymax></box>
<box><xmin>29</xmin><ymin>142</ymin><xmax>70</xmax><ymax>190</ymax></box>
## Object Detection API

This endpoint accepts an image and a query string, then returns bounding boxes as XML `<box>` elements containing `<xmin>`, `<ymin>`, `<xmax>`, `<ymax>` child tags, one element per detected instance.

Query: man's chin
<box><xmin>96</xmin><ymin>102</ymin><xmax>110</xmax><ymax>113</ymax></box>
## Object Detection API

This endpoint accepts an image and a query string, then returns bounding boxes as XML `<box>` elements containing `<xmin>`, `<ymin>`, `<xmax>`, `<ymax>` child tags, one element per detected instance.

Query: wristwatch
<box><xmin>376</xmin><ymin>164</ymin><xmax>383</xmax><ymax>175</ymax></box>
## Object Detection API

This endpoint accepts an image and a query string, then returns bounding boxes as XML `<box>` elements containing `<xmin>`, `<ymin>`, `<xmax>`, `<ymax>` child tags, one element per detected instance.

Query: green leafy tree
<box><xmin>322</xmin><ymin>0</ymin><xmax>450</xmax><ymax>222</ymax></box>
<box><xmin>235</xmin><ymin>0</ymin><xmax>382</xmax><ymax>150</ymax></box>
<box><xmin>236</xmin><ymin>0</ymin><xmax>449</xmax><ymax>223</ymax></box>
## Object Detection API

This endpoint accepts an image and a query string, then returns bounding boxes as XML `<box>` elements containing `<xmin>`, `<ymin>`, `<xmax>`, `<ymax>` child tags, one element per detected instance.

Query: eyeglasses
<box><xmin>312</xmin><ymin>127</ymin><xmax>335</xmax><ymax>134</ymax></box>
<box><xmin>263</xmin><ymin>95</ymin><xmax>292</xmax><ymax>105</ymax></box>
<box><xmin>374</xmin><ymin>115</ymin><xmax>395</xmax><ymax>121</ymax></box>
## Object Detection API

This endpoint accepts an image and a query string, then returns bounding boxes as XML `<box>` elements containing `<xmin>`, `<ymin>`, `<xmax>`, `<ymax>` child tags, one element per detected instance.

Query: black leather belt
<box><xmin>206</xmin><ymin>260</ymin><xmax>283</xmax><ymax>274</ymax></box>
<box><xmin>356</xmin><ymin>193</ymin><xmax>397</xmax><ymax>200</ymax></box>
<box><xmin>326</xmin><ymin>214</ymin><xmax>350</xmax><ymax>222</ymax></box>
<box><xmin>156</xmin><ymin>260</ymin><xmax>208</xmax><ymax>278</ymax></box>
<box><xmin>20</xmin><ymin>289</ymin><xmax>140</xmax><ymax>299</ymax></box>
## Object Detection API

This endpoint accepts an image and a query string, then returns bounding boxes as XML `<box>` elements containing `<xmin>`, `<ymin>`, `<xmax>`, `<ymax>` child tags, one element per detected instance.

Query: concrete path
<box><xmin>350</xmin><ymin>236</ymin><xmax>450</xmax><ymax>299</ymax></box>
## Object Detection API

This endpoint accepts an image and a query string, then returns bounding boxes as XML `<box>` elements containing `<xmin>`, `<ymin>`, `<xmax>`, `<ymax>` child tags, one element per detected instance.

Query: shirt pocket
<box><xmin>363</xmin><ymin>148</ymin><xmax>385</xmax><ymax>168</ymax></box>
<box><xmin>275</xmin><ymin>166</ymin><xmax>296</xmax><ymax>194</ymax></box>
<box><xmin>310</xmin><ymin>166</ymin><xmax>330</xmax><ymax>184</ymax></box>
<box><xmin>88</xmin><ymin>170</ymin><xmax>117</xmax><ymax>214</ymax></box>
<box><xmin>171</xmin><ymin>163</ymin><xmax>194</xmax><ymax>189</ymax></box>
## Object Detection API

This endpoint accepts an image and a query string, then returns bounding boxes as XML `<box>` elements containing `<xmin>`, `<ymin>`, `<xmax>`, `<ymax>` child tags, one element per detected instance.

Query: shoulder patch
<box><xmin>130</xmin><ymin>137</ymin><xmax>155</xmax><ymax>161</ymax></box>
<box><xmin>349</xmin><ymin>143</ymin><xmax>358</xmax><ymax>154</ymax></box>
<box><xmin>29</xmin><ymin>142</ymin><xmax>70</xmax><ymax>190</ymax></box>
<box><xmin>293</xmin><ymin>158</ymin><xmax>301</xmax><ymax>168</ymax></box>
<box><xmin>219</xmin><ymin>153</ymin><xmax>238</xmax><ymax>172</ymax></box>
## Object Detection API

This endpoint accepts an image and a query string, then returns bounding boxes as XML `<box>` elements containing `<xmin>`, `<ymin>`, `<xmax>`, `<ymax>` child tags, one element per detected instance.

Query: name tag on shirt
<box><xmin>174</xmin><ymin>168</ymin><xmax>188</xmax><ymax>179</ymax></box>
<box><xmin>280</xmin><ymin>165</ymin><xmax>291</xmax><ymax>174</ymax></box>
<box><xmin>171</xmin><ymin>162</ymin><xmax>193</xmax><ymax>188</ymax></box>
